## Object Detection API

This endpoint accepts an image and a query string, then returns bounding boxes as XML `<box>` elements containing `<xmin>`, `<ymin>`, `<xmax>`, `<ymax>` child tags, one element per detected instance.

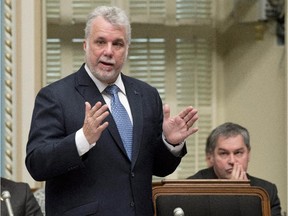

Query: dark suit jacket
<box><xmin>25</xmin><ymin>64</ymin><xmax>186</xmax><ymax>216</ymax></box>
<box><xmin>1</xmin><ymin>178</ymin><xmax>43</xmax><ymax>216</ymax></box>
<box><xmin>187</xmin><ymin>167</ymin><xmax>282</xmax><ymax>216</ymax></box>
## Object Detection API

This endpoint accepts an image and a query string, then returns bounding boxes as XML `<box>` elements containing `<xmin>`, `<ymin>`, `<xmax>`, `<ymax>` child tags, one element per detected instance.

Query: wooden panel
<box><xmin>152</xmin><ymin>180</ymin><xmax>271</xmax><ymax>216</ymax></box>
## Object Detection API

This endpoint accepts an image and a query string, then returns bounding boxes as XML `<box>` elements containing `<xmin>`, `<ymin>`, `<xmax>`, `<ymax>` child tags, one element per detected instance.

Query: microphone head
<box><xmin>1</xmin><ymin>191</ymin><xmax>11</xmax><ymax>199</ymax></box>
<box><xmin>174</xmin><ymin>207</ymin><xmax>184</xmax><ymax>216</ymax></box>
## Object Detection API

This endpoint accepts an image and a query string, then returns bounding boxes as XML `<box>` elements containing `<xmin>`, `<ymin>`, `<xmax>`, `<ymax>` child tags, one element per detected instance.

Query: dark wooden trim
<box><xmin>152</xmin><ymin>180</ymin><xmax>271</xmax><ymax>216</ymax></box>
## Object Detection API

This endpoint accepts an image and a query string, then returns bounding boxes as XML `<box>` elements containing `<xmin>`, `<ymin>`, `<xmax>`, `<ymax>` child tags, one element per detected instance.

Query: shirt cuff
<box><xmin>75</xmin><ymin>128</ymin><xmax>96</xmax><ymax>156</ymax></box>
<box><xmin>162</xmin><ymin>133</ymin><xmax>185</xmax><ymax>157</ymax></box>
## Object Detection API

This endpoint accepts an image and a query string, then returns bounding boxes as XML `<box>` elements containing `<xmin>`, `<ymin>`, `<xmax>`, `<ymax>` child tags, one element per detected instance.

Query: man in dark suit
<box><xmin>25</xmin><ymin>6</ymin><xmax>199</xmax><ymax>216</ymax></box>
<box><xmin>1</xmin><ymin>177</ymin><xmax>43</xmax><ymax>216</ymax></box>
<box><xmin>187</xmin><ymin>122</ymin><xmax>281</xmax><ymax>216</ymax></box>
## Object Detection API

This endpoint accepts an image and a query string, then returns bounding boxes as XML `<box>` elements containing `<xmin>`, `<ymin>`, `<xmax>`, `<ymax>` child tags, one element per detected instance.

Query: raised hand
<box><xmin>83</xmin><ymin>101</ymin><xmax>110</xmax><ymax>144</ymax></box>
<box><xmin>162</xmin><ymin>104</ymin><xmax>199</xmax><ymax>145</ymax></box>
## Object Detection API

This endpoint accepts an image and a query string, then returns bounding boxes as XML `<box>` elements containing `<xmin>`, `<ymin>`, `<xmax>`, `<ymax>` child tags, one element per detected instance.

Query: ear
<box><xmin>83</xmin><ymin>40</ymin><xmax>87</xmax><ymax>51</ymax></box>
<box><xmin>210</xmin><ymin>153</ymin><xmax>215</xmax><ymax>163</ymax></box>
<box><xmin>247</xmin><ymin>150</ymin><xmax>251</xmax><ymax>162</ymax></box>
<box><xmin>206</xmin><ymin>153</ymin><xmax>214</xmax><ymax>167</ymax></box>
<box><xmin>125</xmin><ymin>45</ymin><xmax>129</xmax><ymax>59</ymax></box>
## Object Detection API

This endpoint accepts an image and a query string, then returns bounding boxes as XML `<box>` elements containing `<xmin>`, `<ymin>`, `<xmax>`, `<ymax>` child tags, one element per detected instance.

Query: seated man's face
<box><xmin>211</xmin><ymin>134</ymin><xmax>250</xmax><ymax>179</ymax></box>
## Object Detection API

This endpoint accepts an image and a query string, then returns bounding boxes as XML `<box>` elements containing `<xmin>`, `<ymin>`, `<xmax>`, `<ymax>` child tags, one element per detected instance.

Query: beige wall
<box><xmin>217</xmin><ymin>22</ymin><xmax>287</xmax><ymax>212</ymax></box>
<box><xmin>12</xmin><ymin>0</ymin><xmax>43</xmax><ymax>187</ymax></box>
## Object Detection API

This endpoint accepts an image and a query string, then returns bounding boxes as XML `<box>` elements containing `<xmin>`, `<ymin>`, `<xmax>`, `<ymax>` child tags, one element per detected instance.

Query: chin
<box><xmin>101</xmin><ymin>74</ymin><xmax>118</xmax><ymax>84</ymax></box>
<box><xmin>92</xmin><ymin>70</ymin><xmax>115</xmax><ymax>82</ymax></box>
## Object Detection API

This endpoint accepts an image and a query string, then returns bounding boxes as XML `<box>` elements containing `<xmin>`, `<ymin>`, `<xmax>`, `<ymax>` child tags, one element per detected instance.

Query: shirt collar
<box><xmin>84</xmin><ymin>64</ymin><xmax>126</xmax><ymax>95</ymax></box>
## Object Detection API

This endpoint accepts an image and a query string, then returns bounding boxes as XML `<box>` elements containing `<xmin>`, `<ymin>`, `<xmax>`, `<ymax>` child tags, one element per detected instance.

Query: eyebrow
<box><xmin>217</xmin><ymin>147</ymin><xmax>245</xmax><ymax>152</ymax></box>
<box><xmin>95</xmin><ymin>37</ymin><xmax>125</xmax><ymax>42</ymax></box>
<box><xmin>113</xmin><ymin>38</ymin><xmax>125</xmax><ymax>43</ymax></box>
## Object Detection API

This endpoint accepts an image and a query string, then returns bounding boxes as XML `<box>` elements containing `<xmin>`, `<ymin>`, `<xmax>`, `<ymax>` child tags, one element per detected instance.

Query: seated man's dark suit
<box><xmin>187</xmin><ymin>167</ymin><xmax>281</xmax><ymax>216</ymax></box>
<box><xmin>1</xmin><ymin>177</ymin><xmax>43</xmax><ymax>216</ymax></box>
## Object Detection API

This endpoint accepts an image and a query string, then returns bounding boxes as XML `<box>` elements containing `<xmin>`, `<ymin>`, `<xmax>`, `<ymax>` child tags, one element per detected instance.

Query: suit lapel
<box><xmin>74</xmin><ymin>65</ymin><xmax>104</xmax><ymax>106</ymax></box>
<box><xmin>74</xmin><ymin>67</ymin><xmax>144</xmax><ymax>163</ymax></box>
<box><xmin>74</xmin><ymin>65</ymin><xmax>128</xmax><ymax>158</ymax></box>
<box><xmin>123</xmin><ymin>75</ymin><xmax>144</xmax><ymax>166</ymax></box>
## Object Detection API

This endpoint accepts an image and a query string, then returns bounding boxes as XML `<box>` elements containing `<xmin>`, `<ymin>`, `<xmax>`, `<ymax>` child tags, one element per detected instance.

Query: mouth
<box><xmin>226</xmin><ymin>168</ymin><xmax>233</xmax><ymax>174</ymax></box>
<box><xmin>100</xmin><ymin>60</ymin><xmax>114</xmax><ymax>65</ymax></box>
<box><xmin>99</xmin><ymin>61</ymin><xmax>114</xmax><ymax>71</ymax></box>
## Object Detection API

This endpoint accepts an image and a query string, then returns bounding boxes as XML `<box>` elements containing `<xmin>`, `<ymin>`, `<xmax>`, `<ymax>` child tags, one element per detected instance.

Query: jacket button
<box><xmin>131</xmin><ymin>172</ymin><xmax>135</xmax><ymax>177</ymax></box>
<box><xmin>130</xmin><ymin>201</ymin><xmax>135</xmax><ymax>207</ymax></box>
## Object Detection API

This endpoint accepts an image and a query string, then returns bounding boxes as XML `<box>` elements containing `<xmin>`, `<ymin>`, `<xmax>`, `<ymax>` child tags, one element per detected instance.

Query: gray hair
<box><xmin>84</xmin><ymin>6</ymin><xmax>131</xmax><ymax>45</ymax></box>
<box><xmin>206</xmin><ymin>122</ymin><xmax>251</xmax><ymax>154</ymax></box>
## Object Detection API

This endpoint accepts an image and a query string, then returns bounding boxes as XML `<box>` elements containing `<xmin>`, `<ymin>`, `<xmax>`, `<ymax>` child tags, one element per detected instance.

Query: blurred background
<box><xmin>0</xmin><ymin>0</ymin><xmax>287</xmax><ymax>214</ymax></box>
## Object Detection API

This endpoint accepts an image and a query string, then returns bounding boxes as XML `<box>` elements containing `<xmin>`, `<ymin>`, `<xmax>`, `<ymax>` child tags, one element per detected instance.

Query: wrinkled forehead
<box><xmin>215</xmin><ymin>135</ymin><xmax>248</xmax><ymax>151</ymax></box>
<box><xmin>90</xmin><ymin>16</ymin><xmax>128</xmax><ymax>41</ymax></box>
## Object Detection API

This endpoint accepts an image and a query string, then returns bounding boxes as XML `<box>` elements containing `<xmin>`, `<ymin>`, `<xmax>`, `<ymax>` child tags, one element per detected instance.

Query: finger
<box><xmin>238</xmin><ymin>165</ymin><xmax>248</xmax><ymax>180</ymax></box>
<box><xmin>85</xmin><ymin>102</ymin><xmax>92</xmax><ymax>120</ymax></box>
<box><xmin>181</xmin><ymin>107</ymin><xmax>199</xmax><ymax>125</ymax></box>
<box><xmin>86</xmin><ymin>101</ymin><xmax>100</xmax><ymax>118</ymax></box>
<box><xmin>163</xmin><ymin>104</ymin><xmax>170</xmax><ymax>121</ymax></box>
<box><xmin>185</xmin><ymin>111</ymin><xmax>199</xmax><ymax>134</ymax></box>
<box><xmin>95</xmin><ymin>110</ymin><xmax>110</xmax><ymax>125</ymax></box>
<box><xmin>231</xmin><ymin>164</ymin><xmax>239</xmax><ymax>179</ymax></box>
<box><xmin>186</xmin><ymin>111</ymin><xmax>199</xmax><ymax>128</ymax></box>
<box><xmin>93</xmin><ymin>103</ymin><xmax>109</xmax><ymax>118</ymax></box>
<box><xmin>90</xmin><ymin>102</ymin><xmax>103</xmax><ymax>116</ymax></box>
<box><xmin>242</xmin><ymin>171</ymin><xmax>248</xmax><ymax>180</ymax></box>
<box><xmin>85</xmin><ymin>101</ymin><xmax>91</xmax><ymax>111</ymax></box>
<box><xmin>236</xmin><ymin>166</ymin><xmax>241</xmax><ymax>179</ymax></box>
<box><xmin>187</xmin><ymin>126</ymin><xmax>199</xmax><ymax>135</ymax></box>
<box><xmin>90</xmin><ymin>103</ymin><xmax>109</xmax><ymax>127</ymax></box>
<box><xmin>178</xmin><ymin>106</ymin><xmax>194</xmax><ymax>119</ymax></box>
<box><xmin>234</xmin><ymin>163</ymin><xmax>243</xmax><ymax>179</ymax></box>
<box><xmin>96</xmin><ymin>121</ymin><xmax>109</xmax><ymax>133</ymax></box>
<box><xmin>239</xmin><ymin>170</ymin><xmax>246</xmax><ymax>180</ymax></box>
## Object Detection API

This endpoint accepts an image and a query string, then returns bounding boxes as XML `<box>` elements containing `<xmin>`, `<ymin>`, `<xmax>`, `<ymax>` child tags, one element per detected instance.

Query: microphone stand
<box><xmin>1</xmin><ymin>190</ymin><xmax>14</xmax><ymax>216</ymax></box>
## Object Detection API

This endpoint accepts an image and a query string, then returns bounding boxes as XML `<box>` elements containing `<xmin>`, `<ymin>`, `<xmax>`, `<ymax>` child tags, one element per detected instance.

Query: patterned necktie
<box><xmin>105</xmin><ymin>85</ymin><xmax>133</xmax><ymax>159</ymax></box>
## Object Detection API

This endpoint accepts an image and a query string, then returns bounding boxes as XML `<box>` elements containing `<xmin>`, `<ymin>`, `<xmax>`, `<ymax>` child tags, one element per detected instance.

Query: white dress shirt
<box><xmin>75</xmin><ymin>64</ymin><xmax>184</xmax><ymax>157</ymax></box>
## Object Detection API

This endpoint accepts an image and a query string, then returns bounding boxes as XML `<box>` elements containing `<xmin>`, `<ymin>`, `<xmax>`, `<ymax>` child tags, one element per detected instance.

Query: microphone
<box><xmin>174</xmin><ymin>207</ymin><xmax>184</xmax><ymax>216</ymax></box>
<box><xmin>1</xmin><ymin>190</ymin><xmax>14</xmax><ymax>216</ymax></box>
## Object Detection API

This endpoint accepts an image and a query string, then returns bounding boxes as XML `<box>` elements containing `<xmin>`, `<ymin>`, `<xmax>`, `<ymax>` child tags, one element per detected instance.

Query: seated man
<box><xmin>187</xmin><ymin>122</ymin><xmax>281</xmax><ymax>216</ymax></box>
<box><xmin>1</xmin><ymin>177</ymin><xmax>43</xmax><ymax>216</ymax></box>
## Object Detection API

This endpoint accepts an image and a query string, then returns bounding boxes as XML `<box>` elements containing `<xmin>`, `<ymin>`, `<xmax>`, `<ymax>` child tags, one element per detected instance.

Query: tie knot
<box><xmin>105</xmin><ymin>84</ymin><xmax>119</xmax><ymax>96</ymax></box>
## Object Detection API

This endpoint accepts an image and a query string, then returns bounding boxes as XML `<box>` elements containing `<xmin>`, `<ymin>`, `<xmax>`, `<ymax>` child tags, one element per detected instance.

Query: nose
<box><xmin>103</xmin><ymin>43</ymin><xmax>113</xmax><ymax>57</ymax></box>
<box><xmin>228</xmin><ymin>154</ymin><xmax>236</xmax><ymax>164</ymax></box>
